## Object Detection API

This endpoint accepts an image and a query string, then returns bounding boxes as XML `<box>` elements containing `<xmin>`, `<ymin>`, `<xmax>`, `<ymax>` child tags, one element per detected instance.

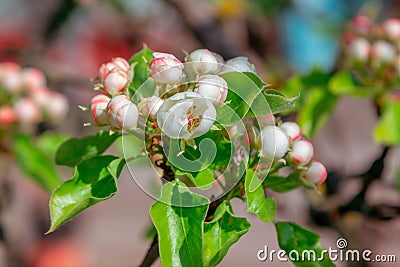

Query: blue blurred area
<box><xmin>280</xmin><ymin>0</ymin><xmax>365</xmax><ymax>73</ymax></box>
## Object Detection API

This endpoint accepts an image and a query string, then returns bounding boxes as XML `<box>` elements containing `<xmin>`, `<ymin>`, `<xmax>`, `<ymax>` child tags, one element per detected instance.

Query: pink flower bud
<box><xmin>107</xmin><ymin>95</ymin><xmax>139</xmax><ymax>130</ymax></box>
<box><xmin>13</xmin><ymin>98</ymin><xmax>41</xmax><ymax>124</ymax></box>
<box><xmin>280</xmin><ymin>121</ymin><xmax>302</xmax><ymax>141</ymax></box>
<box><xmin>149</xmin><ymin>53</ymin><xmax>184</xmax><ymax>84</ymax></box>
<box><xmin>44</xmin><ymin>92</ymin><xmax>69</xmax><ymax>122</ymax></box>
<box><xmin>195</xmin><ymin>75</ymin><xmax>228</xmax><ymax>106</ymax></box>
<box><xmin>302</xmin><ymin>161</ymin><xmax>327</xmax><ymax>185</ymax></box>
<box><xmin>349</xmin><ymin>38</ymin><xmax>370</xmax><ymax>62</ymax></box>
<box><xmin>103</xmin><ymin>67</ymin><xmax>129</xmax><ymax>96</ymax></box>
<box><xmin>290</xmin><ymin>140</ymin><xmax>314</xmax><ymax>166</ymax></box>
<box><xmin>187</xmin><ymin>49</ymin><xmax>219</xmax><ymax>75</ymax></box>
<box><xmin>31</xmin><ymin>88</ymin><xmax>52</xmax><ymax>107</ymax></box>
<box><xmin>261</xmin><ymin>126</ymin><xmax>289</xmax><ymax>159</ymax></box>
<box><xmin>138</xmin><ymin>95</ymin><xmax>164</xmax><ymax>119</ymax></box>
<box><xmin>22</xmin><ymin>67</ymin><xmax>46</xmax><ymax>91</ymax></box>
<box><xmin>383</xmin><ymin>19</ymin><xmax>400</xmax><ymax>40</ymax></box>
<box><xmin>0</xmin><ymin>106</ymin><xmax>16</xmax><ymax>125</ymax></box>
<box><xmin>351</xmin><ymin>15</ymin><xmax>372</xmax><ymax>35</ymax></box>
<box><xmin>220</xmin><ymin>56</ymin><xmax>255</xmax><ymax>73</ymax></box>
<box><xmin>111</xmin><ymin>57</ymin><xmax>130</xmax><ymax>71</ymax></box>
<box><xmin>372</xmin><ymin>41</ymin><xmax>396</xmax><ymax>64</ymax></box>
<box><xmin>98</xmin><ymin>62</ymin><xmax>119</xmax><ymax>82</ymax></box>
<box><xmin>90</xmin><ymin>94</ymin><xmax>110</xmax><ymax>126</ymax></box>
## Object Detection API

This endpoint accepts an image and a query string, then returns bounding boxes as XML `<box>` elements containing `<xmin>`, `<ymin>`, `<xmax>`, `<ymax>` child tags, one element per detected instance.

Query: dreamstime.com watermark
<box><xmin>257</xmin><ymin>238</ymin><xmax>397</xmax><ymax>263</ymax></box>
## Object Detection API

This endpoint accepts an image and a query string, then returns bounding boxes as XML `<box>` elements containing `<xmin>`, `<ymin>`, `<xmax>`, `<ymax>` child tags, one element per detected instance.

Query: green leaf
<box><xmin>328</xmin><ymin>71</ymin><xmax>355</xmax><ymax>95</ymax></box>
<box><xmin>13</xmin><ymin>134</ymin><xmax>60</xmax><ymax>192</ymax></box>
<box><xmin>275</xmin><ymin>222</ymin><xmax>335</xmax><ymax>267</ymax></box>
<box><xmin>150</xmin><ymin>183</ymin><xmax>209</xmax><ymax>267</ymax></box>
<box><xmin>203</xmin><ymin>202</ymin><xmax>251</xmax><ymax>266</ymax></box>
<box><xmin>297</xmin><ymin>87</ymin><xmax>337</xmax><ymax>138</ymax></box>
<box><xmin>251</xmin><ymin>89</ymin><xmax>298</xmax><ymax>115</ymax></box>
<box><xmin>263</xmin><ymin>173</ymin><xmax>302</xmax><ymax>192</ymax></box>
<box><xmin>128</xmin><ymin>44</ymin><xmax>155</xmax><ymax>96</ymax></box>
<box><xmin>176</xmin><ymin>168</ymin><xmax>215</xmax><ymax>189</ymax></box>
<box><xmin>245</xmin><ymin>169</ymin><xmax>276</xmax><ymax>222</ymax></box>
<box><xmin>374</xmin><ymin>100</ymin><xmax>400</xmax><ymax>145</ymax></box>
<box><xmin>55</xmin><ymin>131</ymin><xmax>120</xmax><ymax>167</ymax></box>
<box><xmin>48</xmin><ymin>156</ymin><xmax>125</xmax><ymax>233</ymax></box>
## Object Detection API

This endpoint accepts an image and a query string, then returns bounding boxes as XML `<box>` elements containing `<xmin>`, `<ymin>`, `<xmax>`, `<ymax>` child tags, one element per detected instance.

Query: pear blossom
<box><xmin>157</xmin><ymin>92</ymin><xmax>216</xmax><ymax>139</ymax></box>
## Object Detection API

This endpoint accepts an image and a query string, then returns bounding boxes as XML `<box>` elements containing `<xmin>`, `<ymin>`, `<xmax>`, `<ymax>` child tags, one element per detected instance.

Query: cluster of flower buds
<box><xmin>88</xmin><ymin>50</ymin><xmax>254</xmax><ymax>135</ymax></box>
<box><xmin>345</xmin><ymin>16</ymin><xmax>400</xmax><ymax>79</ymax></box>
<box><xmin>260</xmin><ymin>120</ymin><xmax>327</xmax><ymax>186</ymax></box>
<box><xmin>0</xmin><ymin>62</ymin><xmax>68</xmax><ymax>128</ymax></box>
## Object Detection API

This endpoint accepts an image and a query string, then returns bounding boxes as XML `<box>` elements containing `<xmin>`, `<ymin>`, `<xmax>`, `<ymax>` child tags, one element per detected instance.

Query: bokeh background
<box><xmin>0</xmin><ymin>0</ymin><xmax>399</xmax><ymax>266</ymax></box>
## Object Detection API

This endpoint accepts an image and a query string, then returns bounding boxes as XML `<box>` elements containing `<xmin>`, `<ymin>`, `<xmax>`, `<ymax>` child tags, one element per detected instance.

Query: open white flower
<box><xmin>157</xmin><ymin>92</ymin><xmax>216</xmax><ymax>139</ymax></box>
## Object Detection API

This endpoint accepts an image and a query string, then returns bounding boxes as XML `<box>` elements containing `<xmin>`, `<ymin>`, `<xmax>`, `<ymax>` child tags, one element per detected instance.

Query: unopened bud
<box><xmin>44</xmin><ymin>92</ymin><xmax>69</xmax><ymax>122</ymax></box>
<box><xmin>351</xmin><ymin>15</ymin><xmax>372</xmax><ymax>35</ymax></box>
<box><xmin>112</xmin><ymin>57</ymin><xmax>130</xmax><ymax>71</ymax></box>
<box><xmin>280</xmin><ymin>121</ymin><xmax>301</xmax><ymax>141</ymax></box>
<box><xmin>187</xmin><ymin>49</ymin><xmax>219</xmax><ymax>75</ymax></box>
<box><xmin>383</xmin><ymin>18</ymin><xmax>400</xmax><ymax>40</ymax></box>
<box><xmin>149</xmin><ymin>53</ymin><xmax>184</xmax><ymax>84</ymax></box>
<box><xmin>103</xmin><ymin>67</ymin><xmax>129</xmax><ymax>96</ymax></box>
<box><xmin>290</xmin><ymin>140</ymin><xmax>314</xmax><ymax>166</ymax></box>
<box><xmin>107</xmin><ymin>95</ymin><xmax>139</xmax><ymax>130</ymax></box>
<box><xmin>22</xmin><ymin>67</ymin><xmax>46</xmax><ymax>91</ymax></box>
<box><xmin>302</xmin><ymin>161</ymin><xmax>327</xmax><ymax>185</ymax></box>
<box><xmin>220</xmin><ymin>56</ymin><xmax>255</xmax><ymax>74</ymax></box>
<box><xmin>90</xmin><ymin>94</ymin><xmax>110</xmax><ymax>126</ymax></box>
<box><xmin>195</xmin><ymin>75</ymin><xmax>228</xmax><ymax>106</ymax></box>
<box><xmin>261</xmin><ymin>126</ymin><xmax>289</xmax><ymax>159</ymax></box>
<box><xmin>0</xmin><ymin>106</ymin><xmax>16</xmax><ymax>125</ymax></box>
<box><xmin>372</xmin><ymin>41</ymin><xmax>396</xmax><ymax>64</ymax></box>
<box><xmin>349</xmin><ymin>38</ymin><xmax>370</xmax><ymax>62</ymax></box>
<box><xmin>13</xmin><ymin>98</ymin><xmax>41</xmax><ymax>124</ymax></box>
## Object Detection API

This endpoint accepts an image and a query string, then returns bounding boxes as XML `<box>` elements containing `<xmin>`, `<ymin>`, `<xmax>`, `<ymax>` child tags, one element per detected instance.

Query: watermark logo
<box><xmin>257</xmin><ymin>238</ymin><xmax>397</xmax><ymax>263</ymax></box>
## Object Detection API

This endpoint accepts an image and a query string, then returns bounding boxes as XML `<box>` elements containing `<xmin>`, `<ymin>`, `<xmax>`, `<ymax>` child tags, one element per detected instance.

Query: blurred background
<box><xmin>0</xmin><ymin>0</ymin><xmax>399</xmax><ymax>266</ymax></box>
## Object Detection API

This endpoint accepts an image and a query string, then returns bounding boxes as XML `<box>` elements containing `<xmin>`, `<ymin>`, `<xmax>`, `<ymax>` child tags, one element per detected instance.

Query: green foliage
<box><xmin>13</xmin><ymin>134</ymin><xmax>61</xmax><ymax>192</ymax></box>
<box><xmin>374</xmin><ymin>100</ymin><xmax>400</xmax><ymax>145</ymax></box>
<box><xmin>263</xmin><ymin>173</ymin><xmax>302</xmax><ymax>192</ymax></box>
<box><xmin>203</xmin><ymin>201</ymin><xmax>251</xmax><ymax>266</ymax></box>
<box><xmin>275</xmin><ymin>222</ymin><xmax>335</xmax><ymax>267</ymax></box>
<box><xmin>245</xmin><ymin>169</ymin><xmax>276</xmax><ymax>222</ymax></box>
<box><xmin>48</xmin><ymin>156</ymin><xmax>125</xmax><ymax>233</ymax></box>
<box><xmin>128</xmin><ymin>45</ymin><xmax>155</xmax><ymax>96</ymax></box>
<box><xmin>55</xmin><ymin>131</ymin><xmax>120</xmax><ymax>167</ymax></box>
<box><xmin>150</xmin><ymin>183</ymin><xmax>209</xmax><ymax>267</ymax></box>
<box><xmin>328</xmin><ymin>71</ymin><xmax>381</xmax><ymax>97</ymax></box>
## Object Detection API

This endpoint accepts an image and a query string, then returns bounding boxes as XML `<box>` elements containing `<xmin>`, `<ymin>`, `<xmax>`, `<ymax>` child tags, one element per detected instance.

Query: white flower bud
<box><xmin>220</xmin><ymin>56</ymin><xmax>255</xmax><ymax>74</ymax></box>
<box><xmin>13</xmin><ymin>98</ymin><xmax>41</xmax><ymax>124</ymax></box>
<box><xmin>349</xmin><ymin>38</ymin><xmax>370</xmax><ymax>62</ymax></box>
<box><xmin>31</xmin><ymin>88</ymin><xmax>52</xmax><ymax>107</ymax></box>
<box><xmin>0</xmin><ymin>106</ymin><xmax>16</xmax><ymax>125</ymax></box>
<box><xmin>290</xmin><ymin>140</ymin><xmax>314</xmax><ymax>166</ymax></box>
<box><xmin>372</xmin><ymin>41</ymin><xmax>396</xmax><ymax>64</ymax></box>
<box><xmin>149</xmin><ymin>53</ymin><xmax>184</xmax><ymax>84</ymax></box>
<box><xmin>107</xmin><ymin>95</ymin><xmax>139</xmax><ymax>130</ymax></box>
<box><xmin>44</xmin><ymin>92</ymin><xmax>69</xmax><ymax>122</ymax></box>
<box><xmin>22</xmin><ymin>67</ymin><xmax>46</xmax><ymax>91</ymax></box>
<box><xmin>195</xmin><ymin>75</ymin><xmax>228</xmax><ymax>107</ymax></box>
<box><xmin>280</xmin><ymin>121</ymin><xmax>301</xmax><ymax>141</ymax></box>
<box><xmin>261</xmin><ymin>126</ymin><xmax>289</xmax><ymax>159</ymax></box>
<box><xmin>302</xmin><ymin>161</ymin><xmax>327</xmax><ymax>185</ymax></box>
<box><xmin>383</xmin><ymin>19</ymin><xmax>400</xmax><ymax>40</ymax></box>
<box><xmin>90</xmin><ymin>94</ymin><xmax>110</xmax><ymax>126</ymax></box>
<box><xmin>0</xmin><ymin>63</ymin><xmax>23</xmax><ymax>92</ymax></box>
<box><xmin>103</xmin><ymin>67</ymin><xmax>129</xmax><ymax>96</ymax></box>
<box><xmin>112</xmin><ymin>57</ymin><xmax>130</xmax><ymax>71</ymax></box>
<box><xmin>187</xmin><ymin>49</ymin><xmax>219</xmax><ymax>75</ymax></box>
<box><xmin>138</xmin><ymin>95</ymin><xmax>164</xmax><ymax>119</ymax></box>
<box><xmin>157</xmin><ymin>92</ymin><xmax>216</xmax><ymax>139</ymax></box>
